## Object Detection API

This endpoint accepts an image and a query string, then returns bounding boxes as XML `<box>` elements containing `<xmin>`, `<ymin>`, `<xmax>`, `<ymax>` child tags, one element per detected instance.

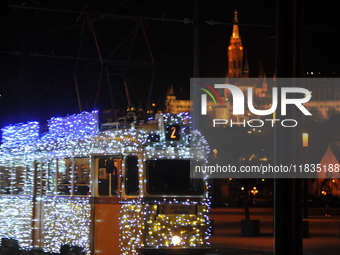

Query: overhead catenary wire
<box><xmin>6</xmin><ymin>4</ymin><xmax>339</xmax><ymax>47</ymax></box>
<box><xmin>5</xmin><ymin>3</ymin><xmax>339</xmax><ymax>119</ymax></box>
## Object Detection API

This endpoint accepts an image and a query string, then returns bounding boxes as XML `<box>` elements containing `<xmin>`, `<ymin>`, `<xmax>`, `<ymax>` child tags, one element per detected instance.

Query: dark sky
<box><xmin>0</xmin><ymin>0</ymin><xmax>340</xmax><ymax>128</ymax></box>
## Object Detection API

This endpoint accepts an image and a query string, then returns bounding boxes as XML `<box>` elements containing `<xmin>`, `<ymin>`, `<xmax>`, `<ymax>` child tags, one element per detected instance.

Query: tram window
<box><xmin>98</xmin><ymin>157</ymin><xmax>121</xmax><ymax>196</ymax></box>
<box><xmin>74</xmin><ymin>158</ymin><xmax>90</xmax><ymax>195</ymax></box>
<box><xmin>57</xmin><ymin>159</ymin><xmax>72</xmax><ymax>195</ymax></box>
<box><xmin>13</xmin><ymin>164</ymin><xmax>26</xmax><ymax>194</ymax></box>
<box><xmin>34</xmin><ymin>161</ymin><xmax>50</xmax><ymax>196</ymax></box>
<box><xmin>0</xmin><ymin>165</ymin><xmax>11</xmax><ymax>194</ymax></box>
<box><xmin>0</xmin><ymin>162</ymin><xmax>31</xmax><ymax>195</ymax></box>
<box><xmin>146</xmin><ymin>160</ymin><xmax>203</xmax><ymax>195</ymax></box>
<box><xmin>24</xmin><ymin>165</ymin><xmax>33</xmax><ymax>194</ymax></box>
<box><xmin>125</xmin><ymin>155</ymin><xmax>139</xmax><ymax>196</ymax></box>
<box><xmin>56</xmin><ymin>158</ymin><xmax>90</xmax><ymax>196</ymax></box>
<box><xmin>45</xmin><ymin>160</ymin><xmax>57</xmax><ymax>195</ymax></box>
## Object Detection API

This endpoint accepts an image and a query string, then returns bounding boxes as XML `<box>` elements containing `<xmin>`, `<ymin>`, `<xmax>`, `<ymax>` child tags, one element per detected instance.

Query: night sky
<box><xmin>0</xmin><ymin>0</ymin><xmax>340</xmax><ymax>128</ymax></box>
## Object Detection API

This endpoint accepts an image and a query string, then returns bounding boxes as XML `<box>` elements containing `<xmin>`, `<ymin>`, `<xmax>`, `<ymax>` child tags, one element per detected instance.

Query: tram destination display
<box><xmin>158</xmin><ymin>204</ymin><xmax>197</xmax><ymax>214</ymax></box>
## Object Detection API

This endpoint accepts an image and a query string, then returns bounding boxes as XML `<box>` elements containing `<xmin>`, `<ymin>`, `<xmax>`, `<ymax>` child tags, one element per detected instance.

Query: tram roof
<box><xmin>0</xmin><ymin>111</ymin><xmax>208</xmax><ymax>159</ymax></box>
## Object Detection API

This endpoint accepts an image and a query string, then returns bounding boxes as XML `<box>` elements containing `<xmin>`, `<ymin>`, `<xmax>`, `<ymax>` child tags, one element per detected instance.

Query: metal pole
<box><xmin>193</xmin><ymin>0</ymin><xmax>201</xmax><ymax>78</ymax></box>
<box><xmin>109</xmin><ymin>173</ymin><xmax>112</xmax><ymax>197</ymax></box>
<box><xmin>274</xmin><ymin>0</ymin><xmax>304</xmax><ymax>254</ymax></box>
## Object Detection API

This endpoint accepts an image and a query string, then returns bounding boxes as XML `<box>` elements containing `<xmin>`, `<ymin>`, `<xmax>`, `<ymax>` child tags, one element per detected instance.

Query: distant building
<box><xmin>164</xmin><ymin>85</ymin><xmax>190</xmax><ymax>114</ymax></box>
<box><xmin>162</xmin><ymin>10</ymin><xmax>340</xmax><ymax>201</ymax></box>
<box><xmin>202</xmin><ymin>10</ymin><xmax>270</xmax><ymax>124</ymax></box>
<box><xmin>164</xmin><ymin>10</ymin><xmax>340</xmax><ymax>122</ymax></box>
<box><xmin>308</xmin><ymin>145</ymin><xmax>340</xmax><ymax>198</ymax></box>
<box><xmin>228</xmin><ymin>10</ymin><xmax>243</xmax><ymax>78</ymax></box>
<box><xmin>304</xmin><ymin>78</ymin><xmax>340</xmax><ymax>118</ymax></box>
<box><xmin>317</xmin><ymin>145</ymin><xmax>340</xmax><ymax>179</ymax></box>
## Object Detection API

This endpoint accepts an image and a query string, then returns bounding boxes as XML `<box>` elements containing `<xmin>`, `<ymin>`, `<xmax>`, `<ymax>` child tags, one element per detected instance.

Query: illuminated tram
<box><xmin>0</xmin><ymin>110</ymin><xmax>211</xmax><ymax>255</ymax></box>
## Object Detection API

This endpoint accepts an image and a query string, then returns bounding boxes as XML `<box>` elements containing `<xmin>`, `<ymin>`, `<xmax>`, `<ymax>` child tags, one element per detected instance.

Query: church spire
<box><xmin>232</xmin><ymin>10</ymin><xmax>240</xmax><ymax>38</ymax></box>
<box><xmin>228</xmin><ymin>9</ymin><xmax>243</xmax><ymax>78</ymax></box>
<box><xmin>167</xmin><ymin>84</ymin><xmax>175</xmax><ymax>96</ymax></box>
<box><xmin>259</xmin><ymin>60</ymin><xmax>264</xmax><ymax>78</ymax></box>
<box><xmin>243</xmin><ymin>51</ymin><xmax>249</xmax><ymax>77</ymax></box>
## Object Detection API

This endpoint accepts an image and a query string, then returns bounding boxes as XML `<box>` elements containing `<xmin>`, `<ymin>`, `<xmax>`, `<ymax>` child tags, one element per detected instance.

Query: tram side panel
<box><xmin>33</xmin><ymin>158</ymin><xmax>93</xmax><ymax>254</ymax></box>
<box><xmin>93</xmin><ymin>200</ymin><xmax>121</xmax><ymax>255</ymax></box>
<box><xmin>119</xmin><ymin>154</ymin><xmax>144</xmax><ymax>255</ymax></box>
<box><xmin>137</xmin><ymin>158</ymin><xmax>211</xmax><ymax>254</ymax></box>
<box><xmin>92</xmin><ymin>156</ymin><xmax>123</xmax><ymax>255</ymax></box>
<box><xmin>0</xmin><ymin>195</ymin><xmax>34</xmax><ymax>249</ymax></box>
<box><xmin>0</xmin><ymin>161</ymin><xmax>34</xmax><ymax>250</ymax></box>
<box><xmin>42</xmin><ymin>197</ymin><xmax>92</xmax><ymax>253</ymax></box>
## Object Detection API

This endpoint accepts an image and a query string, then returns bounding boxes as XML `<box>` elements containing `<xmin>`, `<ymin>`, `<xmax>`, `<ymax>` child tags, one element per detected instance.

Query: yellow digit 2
<box><xmin>170</xmin><ymin>126</ymin><xmax>177</xmax><ymax>139</ymax></box>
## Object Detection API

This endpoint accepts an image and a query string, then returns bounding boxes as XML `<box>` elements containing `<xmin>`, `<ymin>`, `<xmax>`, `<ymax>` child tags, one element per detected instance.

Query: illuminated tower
<box><xmin>243</xmin><ymin>51</ymin><xmax>249</xmax><ymax>78</ymax></box>
<box><xmin>228</xmin><ymin>10</ymin><xmax>243</xmax><ymax>78</ymax></box>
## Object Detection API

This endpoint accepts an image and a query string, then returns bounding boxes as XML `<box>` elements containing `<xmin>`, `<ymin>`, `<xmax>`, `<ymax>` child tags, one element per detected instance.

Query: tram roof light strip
<box><xmin>1</xmin><ymin>122</ymin><xmax>40</xmax><ymax>145</ymax></box>
<box><xmin>48</xmin><ymin>111</ymin><xmax>99</xmax><ymax>137</ymax></box>
<box><xmin>1</xmin><ymin>111</ymin><xmax>98</xmax><ymax>145</ymax></box>
<box><xmin>0</xmin><ymin>111</ymin><xmax>208</xmax><ymax>160</ymax></box>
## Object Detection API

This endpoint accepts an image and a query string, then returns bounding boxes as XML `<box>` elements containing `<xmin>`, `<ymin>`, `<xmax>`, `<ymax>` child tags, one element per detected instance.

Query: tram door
<box><xmin>92</xmin><ymin>156</ymin><xmax>122</xmax><ymax>255</ymax></box>
<box><xmin>32</xmin><ymin>160</ymin><xmax>50</xmax><ymax>249</ymax></box>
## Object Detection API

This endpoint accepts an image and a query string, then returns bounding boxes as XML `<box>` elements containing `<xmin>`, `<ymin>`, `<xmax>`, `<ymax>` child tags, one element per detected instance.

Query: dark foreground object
<box><xmin>0</xmin><ymin>239</ymin><xmax>84</xmax><ymax>255</ymax></box>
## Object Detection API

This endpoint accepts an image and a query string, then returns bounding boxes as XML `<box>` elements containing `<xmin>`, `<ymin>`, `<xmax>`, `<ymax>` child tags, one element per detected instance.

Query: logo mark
<box><xmin>197</xmin><ymin>82</ymin><xmax>222</xmax><ymax>115</ymax></box>
<box><xmin>199</xmin><ymin>84</ymin><xmax>312</xmax><ymax>116</ymax></box>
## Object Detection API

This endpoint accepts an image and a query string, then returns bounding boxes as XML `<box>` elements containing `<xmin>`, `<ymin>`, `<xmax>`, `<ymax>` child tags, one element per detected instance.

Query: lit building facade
<box><xmin>164</xmin><ymin>11</ymin><xmax>340</xmax><ymax>123</ymax></box>
<box><xmin>228</xmin><ymin>10</ymin><xmax>243</xmax><ymax>78</ymax></box>
<box><xmin>164</xmin><ymin>85</ymin><xmax>191</xmax><ymax>114</ymax></box>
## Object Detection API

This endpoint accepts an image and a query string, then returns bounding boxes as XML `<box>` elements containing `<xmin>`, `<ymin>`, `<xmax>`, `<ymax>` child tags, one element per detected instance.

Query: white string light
<box><xmin>0</xmin><ymin>111</ymin><xmax>210</xmax><ymax>254</ymax></box>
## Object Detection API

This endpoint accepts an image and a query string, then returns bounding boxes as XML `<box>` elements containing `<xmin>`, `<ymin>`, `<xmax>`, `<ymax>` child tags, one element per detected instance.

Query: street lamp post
<box><xmin>302</xmin><ymin>133</ymin><xmax>308</xmax><ymax>147</ymax></box>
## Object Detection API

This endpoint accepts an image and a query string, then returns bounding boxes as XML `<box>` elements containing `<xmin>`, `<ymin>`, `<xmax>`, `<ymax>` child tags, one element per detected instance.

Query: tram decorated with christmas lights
<box><xmin>0</xmin><ymin>110</ymin><xmax>211</xmax><ymax>255</ymax></box>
